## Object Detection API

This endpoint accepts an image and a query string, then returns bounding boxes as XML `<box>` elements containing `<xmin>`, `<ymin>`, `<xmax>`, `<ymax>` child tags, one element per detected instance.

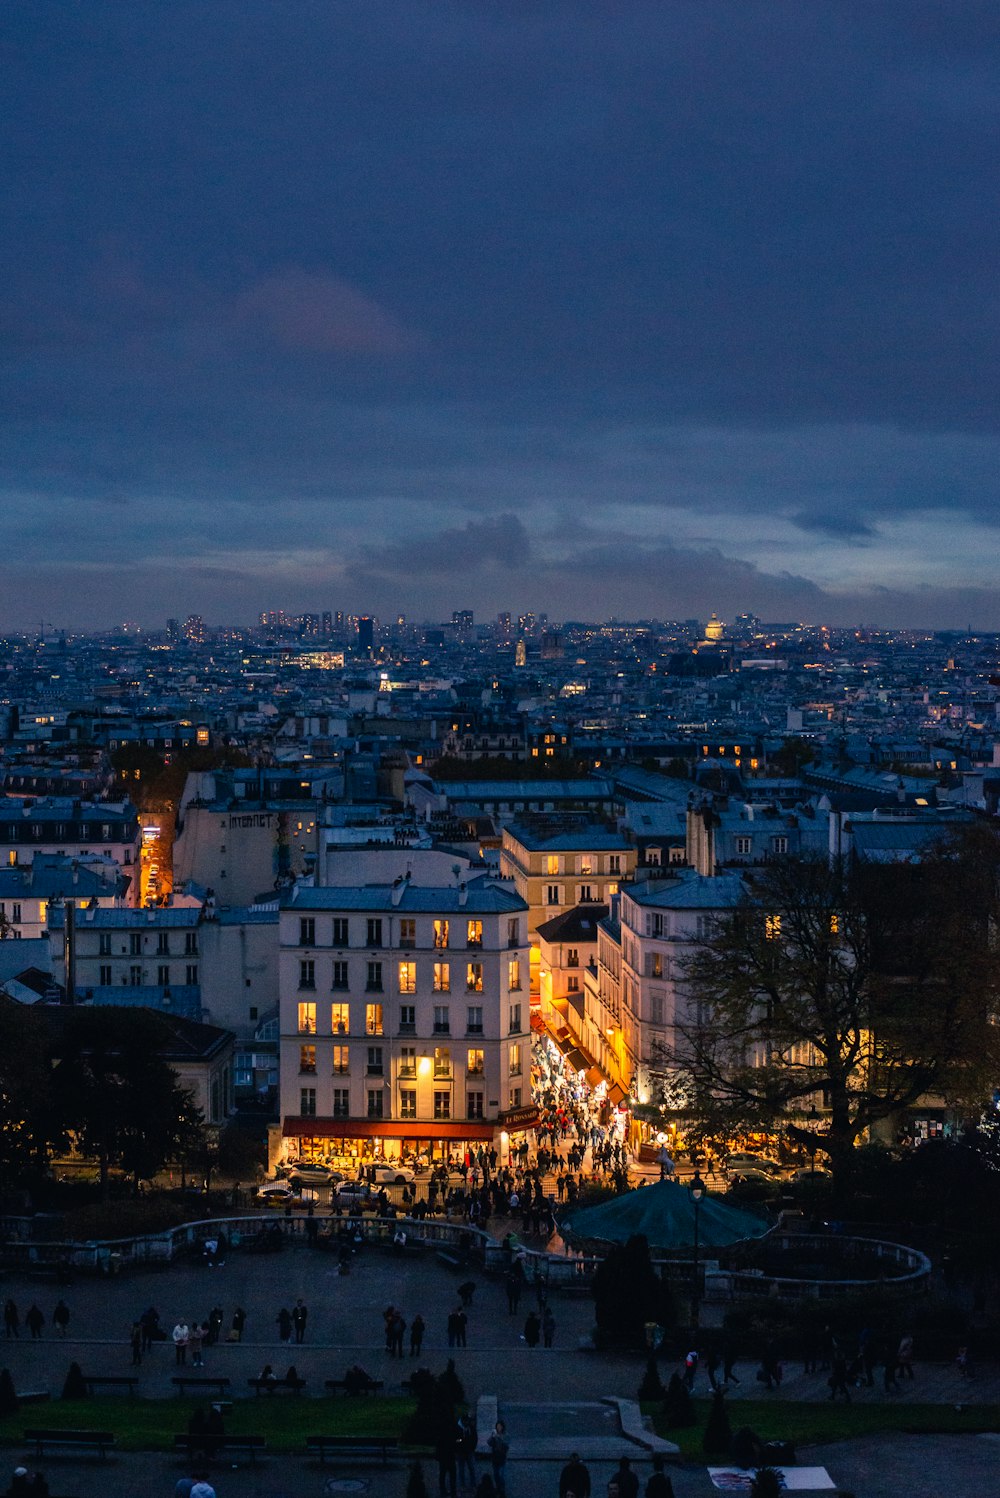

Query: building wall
<box><xmin>173</xmin><ymin>803</ymin><xmax>321</xmax><ymax>903</ymax></box>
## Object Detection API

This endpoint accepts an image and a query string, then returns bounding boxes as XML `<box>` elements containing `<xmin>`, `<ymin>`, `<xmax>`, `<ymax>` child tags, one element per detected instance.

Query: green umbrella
<box><xmin>560</xmin><ymin>1179</ymin><xmax>769</xmax><ymax>1250</ymax></box>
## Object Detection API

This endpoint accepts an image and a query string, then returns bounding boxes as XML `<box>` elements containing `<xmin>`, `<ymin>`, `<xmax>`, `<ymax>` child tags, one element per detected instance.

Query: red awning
<box><xmin>282</xmin><ymin>1116</ymin><xmax>496</xmax><ymax>1141</ymax></box>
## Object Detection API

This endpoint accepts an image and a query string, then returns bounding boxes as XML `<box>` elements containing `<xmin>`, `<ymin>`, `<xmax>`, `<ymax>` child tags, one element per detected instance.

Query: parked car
<box><xmin>287</xmin><ymin>1162</ymin><xmax>341</xmax><ymax>1185</ymax></box>
<box><xmin>257</xmin><ymin>1183</ymin><xmax>318</xmax><ymax>1207</ymax></box>
<box><xmin>726</xmin><ymin>1154</ymin><xmax>784</xmax><ymax>1178</ymax></box>
<box><xmin>367</xmin><ymin>1164</ymin><xmax>416</xmax><ymax>1186</ymax></box>
<box><xmin>335</xmin><ymin>1180</ymin><xmax>374</xmax><ymax>1203</ymax></box>
<box><xmin>789</xmin><ymin>1165</ymin><xmax>833</xmax><ymax>1184</ymax></box>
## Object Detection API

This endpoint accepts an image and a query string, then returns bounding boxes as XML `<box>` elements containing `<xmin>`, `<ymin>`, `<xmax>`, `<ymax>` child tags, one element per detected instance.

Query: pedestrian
<box><xmin>458</xmin><ymin>1280</ymin><xmax>476</xmax><ymax>1308</ymax></box>
<box><xmin>130</xmin><ymin>1322</ymin><xmax>143</xmax><ymax>1366</ymax></box>
<box><xmin>523</xmin><ymin>1310</ymin><xmax>541</xmax><ymax>1348</ymax></box>
<box><xmin>683</xmin><ymin>1348</ymin><xmax>699</xmax><ymax>1390</ymax></box>
<box><xmin>559</xmin><ymin>1452</ymin><xmax>591</xmax><ymax>1498</ymax></box>
<box><xmin>644</xmin><ymin>1456</ymin><xmax>675</xmax><ymax>1498</ymax></box>
<box><xmin>189</xmin><ymin>1476</ymin><xmax>216</xmax><ymax>1498</ymax></box>
<box><xmin>828</xmin><ymin>1352</ymin><xmax>851</xmax><ymax>1402</ymax></box>
<box><xmin>8</xmin><ymin>1469</ymin><xmax>30</xmax><ymax>1497</ymax></box>
<box><xmin>3</xmin><ymin>1301</ymin><xmax>19</xmax><ymax>1339</ymax></box>
<box><xmin>487</xmin><ymin>1420</ymin><xmax>509</xmax><ymax>1498</ymax></box>
<box><xmin>723</xmin><ymin>1347</ymin><xmax>739</xmax><ymax>1386</ymax></box>
<box><xmin>956</xmin><ymin>1345</ymin><xmax>970</xmax><ymax>1379</ymax></box>
<box><xmin>231</xmin><ymin>1306</ymin><xmax>246</xmax><ymax>1341</ymax></box>
<box><xmin>435</xmin><ymin>1419</ymin><xmax>458</xmax><ymax>1498</ymax></box>
<box><xmin>52</xmin><ymin>1301</ymin><xmax>70</xmax><ymax>1338</ymax></box>
<box><xmin>207</xmin><ymin>1306</ymin><xmax>223</xmax><ymax>1346</ymax></box>
<box><xmin>25</xmin><ymin>1305</ymin><xmax>44</xmax><ymax>1340</ymax></box>
<box><xmin>172</xmin><ymin>1320</ymin><xmax>189</xmax><ymax>1366</ymax></box>
<box><xmin>706</xmin><ymin>1348</ymin><xmax>721</xmax><ymax>1391</ymax></box>
<box><xmin>457</xmin><ymin>1411</ymin><xmax>478</xmax><ymax>1488</ymax></box>
<box><xmin>390</xmin><ymin>1311</ymin><xmax>406</xmax><ymax>1358</ymax></box>
<box><xmin>188</xmin><ymin>1320</ymin><xmax>204</xmax><ymax>1368</ymax></box>
<box><xmin>140</xmin><ymin>1306</ymin><xmax>159</xmax><ymax>1352</ymax></box>
<box><xmin>614</xmin><ymin>1458</ymin><xmax>639</xmax><ymax>1498</ymax></box>
<box><xmin>896</xmin><ymin>1332</ymin><xmax>914</xmax><ymax>1380</ymax></box>
<box><xmin>455</xmin><ymin>1308</ymin><xmax>467</xmax><ymax>1348</ymax></box>
<box><xmin>447</xmin><ymin>1309</ymin><xmax>460</xmax><ymax>1349</ymax></box>
<box><xmin>410</xmin><ymin>1313</ymin><xmax>425</xmax><ymax>1357</ymax></box>
<box><xmin>292</xmin><ymin>1299</ymin><xmax>308</xmax><ymax>1344</ymax></box>
<box><xmin>505</xmin><ymin>1272</ymin><xmax>522</xmax><ymax>1316</ymax></box>
<box><xmin>277</xmin><ymin>1307</ymin><xmax>292</xmax><ymax>1343</ymax></box>
<box><xmin>542</xmin><ymin>1307</ymin><xmax>555</xmax><ymax>1348</ymax></box>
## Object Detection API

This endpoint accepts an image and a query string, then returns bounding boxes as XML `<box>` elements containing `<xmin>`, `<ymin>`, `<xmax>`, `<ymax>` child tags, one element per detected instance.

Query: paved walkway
<box><xmin>0</xmin><ymin>1239</ymin><xmax>997</xmax><ymax>1495</ymax></box>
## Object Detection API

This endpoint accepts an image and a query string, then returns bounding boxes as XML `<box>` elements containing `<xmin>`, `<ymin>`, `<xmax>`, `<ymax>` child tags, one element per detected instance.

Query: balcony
<box><xmin>365</xmin><ymin>981</ymin><xmax>383</xmax><ymax>993</ymax></box>
<box><xmin>466</xmin><ymin>1024</ymin><xmax>484</xmax><ymax>1036</ymax></box>
<box><xmin>432</xmin><ymin>1023</ymin><xmax>451</xmax><ymax>1035</ymax></box>
<box><xmin>366</xmin><ymin>1063</ymin><xmax>384</xmax><ymax>1077</ymax></box>
<box><xmin>398</xmin><ymin>1022</ymin><xmax>416</xmax><ymax>1035</ymax></box>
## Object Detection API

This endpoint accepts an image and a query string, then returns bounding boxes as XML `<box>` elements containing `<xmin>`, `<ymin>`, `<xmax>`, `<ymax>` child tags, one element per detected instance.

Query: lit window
<box><xmin>467</xmin><ymin>920</ymin><xmax>483</xmax><ymax>947</ymax></box>
<box><xmin>398</xmin><ymin>960</ymin><xmax>416</xmax><ymax>993</ymax></box>
<box><xmin>467</xmin><ymin>1048</ymin><xmax>484</xmax><ymax>1075</ymax></box>
<box><xmin>466</xmin><ymin>963</ymin><xmax>483</xmax><ymax>992</ymax></box>
<box><xmin>299</xmin><ymin>1044</ymin><xmax>316</xmax><ymax>1073</ymax></box>
<box><xmin>332</xmin><ymin>1045</ymin><xmax>349</xmax><ymax>1074</ymax></box>
<box><xmin>365</xmin><ymin>1003</ymin><xmax>383</xmax><ymax>1035</ymax></box>
<box><xmin>433</xmin><ymin>961</ymin><xmax>450</xmax><ymax>992</ymax></box>
<box><xmin>331</xmin><ymin>1002</ymin><xmax>349</xmax><ymax>1033</ymax></box>
<box><xmin>546</xmin><ymin>855</ymin><xmax>560</xmax><ymax>876</ymax></box>
<box><xmin>434</xmin><ymin>919</ymin><xmax>449</xmax><ymax>949</ymax></box>
<box><xmin>508</xmin><ymin>958</ymin><xmax>521</xmax><ymax>990</ymax></box>
<box><xmin>765</xmin><ymin>914</ymin><xmax>781</xmax><ymax>941</ymax></box>
<box><xmin>297</xmin><ymin>1002</ymin><xmax>316</xmax><ymax>1034</ymax></box>
<box><xmin>508</xmin><ymin>1043</ymin><xmax>522</xmax><ymax>1077</ymax></box>
<box><xmin>433</xmin><ymin>1047</ymin><xmax>452</xmax><ymax>1079</ymax></box>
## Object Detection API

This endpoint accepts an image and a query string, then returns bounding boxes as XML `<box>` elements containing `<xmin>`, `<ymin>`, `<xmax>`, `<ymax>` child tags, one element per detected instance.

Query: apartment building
<box><xmin>0</xmin><ymin>799</ymin><xmax>141</xmax><ymax>902</ymax></box>
<box><xmin>277</xmin><ymin>877</ymin><xmax>530</xmax><ymax>1162</ymax></box>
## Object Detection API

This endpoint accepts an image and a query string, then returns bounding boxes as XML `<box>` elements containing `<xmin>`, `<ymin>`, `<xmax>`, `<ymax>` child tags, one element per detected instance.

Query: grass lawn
<box><xmin>647</xmin><ymin>1399</ymin><xmax>1000</xmax><ymax>1459</ymax></box>
<box><xmin>0</xmin><ymin>1395</ymin><xmax>416</xmax><ymax>1452</ymax></box>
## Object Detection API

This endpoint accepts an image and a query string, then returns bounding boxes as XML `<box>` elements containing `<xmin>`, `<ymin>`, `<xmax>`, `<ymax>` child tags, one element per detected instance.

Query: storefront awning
<box><xmin>565</xmin><ymin>1047</ymin><xmax>590</xmax><ymax>1073</ymax></box>
<box><xmin>586</xmin><ymin>1066</ymin><xmax>605</xmax><ymax>1089</ymax></box>
<box><xmin>607</xmin><ymin>1083</ymin><xmax>628</xmax><ymax>1105</ymax></box>
<box><xmin>282</xmin><ymin>1116</ymin><xmax>496</xmax><ymax>1141</ymax></box>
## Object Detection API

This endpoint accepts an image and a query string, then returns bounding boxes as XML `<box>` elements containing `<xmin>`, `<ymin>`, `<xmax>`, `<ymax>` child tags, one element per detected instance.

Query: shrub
<box><xmin>407</xmin><ymin>1460</ymin><xmax>429</xmax><ymax>1498</ymax></box>
<box><xmin>0</xmin><ymin>1369</ymin><xmax>18</xmax><ymax>1415</ymax></box>
<box><xmin>661</xmin><ymin>1372</ymin><xmax>696</xmax><ymax>1429</ymax></box>
<box><xmin>63</xmin><ymin>1197</ymin><xmax>189</xmax><ymax>1240</ymax></box>
<box><xmin>702</xmin><ymin>1390</ymin><xmax>732</xmax><ymax>1456</ymax></box>
<box><xmin>594</xmin><ymin>1235</ymin><xmax>676</xmax><ymax>1349</ymax></box>
<box><xmin>750</xmin><ymin>1469</ymin><xmax>783</xmax><ymax>1498</ymax></box>
<box><xmin>638</xmin><ymin>1355</ymin><xmax>665</xmax><ymax>1402</ymax></box>
<box><xmin>61</xmin><ymin>1362</ymin><xmax>87</xmax><ymax>1400</ymax></box>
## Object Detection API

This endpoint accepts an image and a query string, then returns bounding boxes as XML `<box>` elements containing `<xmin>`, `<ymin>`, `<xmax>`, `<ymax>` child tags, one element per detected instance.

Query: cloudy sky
<box><xmin>3</xmin><ymin>1</ymin><xmax>998</xmax><ymax>630</ymax></box>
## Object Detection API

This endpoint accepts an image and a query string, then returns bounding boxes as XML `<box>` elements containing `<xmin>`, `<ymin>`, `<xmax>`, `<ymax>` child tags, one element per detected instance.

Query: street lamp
<box><xmin>689</xmin><ymin>1170</ymin><xmax>706</xmax><ymax>1329</ymax></box>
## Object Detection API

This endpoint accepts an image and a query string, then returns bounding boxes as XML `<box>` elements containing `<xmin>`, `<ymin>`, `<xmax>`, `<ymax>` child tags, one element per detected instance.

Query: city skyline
<box><xmin>4</xmin><ymin>3</ymin><xmax>998</xmax><ymax>630</ymax></box>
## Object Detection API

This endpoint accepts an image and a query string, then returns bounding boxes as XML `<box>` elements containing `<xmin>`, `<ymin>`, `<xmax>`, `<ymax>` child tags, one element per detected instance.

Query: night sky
<box><xmin>3</xmin><ymin>2</ymin><xmax>998</xmax><ymax>629</ymax></box>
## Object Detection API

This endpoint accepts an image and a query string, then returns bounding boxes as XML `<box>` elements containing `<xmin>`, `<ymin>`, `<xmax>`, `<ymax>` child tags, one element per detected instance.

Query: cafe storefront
<box><xmin>281</xmin><ymin>1115</ymin><xmax>497</xmax><ymax>1168</ymax></box>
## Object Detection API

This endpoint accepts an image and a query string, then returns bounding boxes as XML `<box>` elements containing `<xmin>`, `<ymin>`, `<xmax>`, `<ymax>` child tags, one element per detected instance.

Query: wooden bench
<box><xmin>82</xmin><ymin>1375</ymin><xmax>140</xmax><ymax>1397</ymax></box>
<box><xmin>25</xmin><ymin>1428</ymin><xmax>116</xmax><ymax>1461</ymax></box>
<box><xmin>324</xmin><ymin>1377</ymin><xmax>384</xmax><ymax>1397</ymax></box>
<box><xmin>247</xmin><ymin>1375</ymin><xmax>306</xmax><ymax>1396</ymax></box>
<box><xmin>306</xmin><ymin>1435</ymin><xmax>398</xmax><ymax>1466</ymax></box>
<box><xmin>171</xmin><ymin>1375</ymin><xmax>232</xmax><ymax>1398</ymax></box>
<box><xmin>173</xmin><ymin>1432</ymin><xmax>267</xmax><ymax>1465</ymax></box>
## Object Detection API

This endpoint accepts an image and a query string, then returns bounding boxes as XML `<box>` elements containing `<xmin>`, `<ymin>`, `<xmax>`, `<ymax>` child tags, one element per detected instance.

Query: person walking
<box><xmin>389</xmin><ymin>1311</ymin><xmax>406</xmax><ymax>1358</ymax></box>
<box><xmin>559</xmin><ymin>1452</ymin><xmax>591</xmax><ymax>1498</ymax></box>
<box><xmin>173</xmin><ymin>1320</ymin><xmax>189</xmax><ymax>1366</ymax></box>
<box><xmin>542</xmin><ymin>1307</ymin><xmax>556</xmax><ymax>1349</ymax></box>
<box><xmin>140</xmin><ymin>1306</ymin><xmax>159</xmax><ymax>1352</ymax></box>
<box><xmin>523</xmin><ymin>1310</ymin><xmax>540</xmax><ymax>1347</ymax></box>
<box><xmin>52</xmin><ymin>1301</ymin><xmax>70</xmax><ymax>1338</ymax></box>
<box><xmin>410</xmin><ymin>1313</ymin><xmax>425</xmax><ymax>1357</ymax></box>
<box><xmin>292</xmin><ymin>1299</ymin><xmax>308</xmax><ymax>1345</ymax></box>
<box><xmin>505</xmin><ymin>1272</ymin><xmax>522</xmax><ymax>1316</ymax></box>
<box><xmin>487</xmin><ymin>1420</ymin><xmax>509</xmax><ymax>1498</ymax></box>
<box><xmin>188</xmin><ymin>1320</ymin><xmax>204</xmax><ymax>1368</ymax></box>
<box><xmin>231</xmin><ymin>1306</ymin><xmax>246</xmax><ymax>1342</ymax></box>
<box><xmin>276</xmin><ymin>1307</ymin><xmax>292</xmax><ymax>1343</ymax></box>
<box><xmin>4</xmin><ymin>1301</ymin><xmax>19</xmax><ymax>1339</ymax></box>
<box><xmin>25</xmin><ymin>1305</ymin><xmax>44</xmax><ymax>1340</ymax></box>
<box><xmin>828</xmin><ymin>1351</ymin><xmax>851</xmax><ymax>1402</ymax></box>
<box><xmin>130</xmin><ymin>1322</ymin><xmax>143</xmax><ymax>1366</ymax></box>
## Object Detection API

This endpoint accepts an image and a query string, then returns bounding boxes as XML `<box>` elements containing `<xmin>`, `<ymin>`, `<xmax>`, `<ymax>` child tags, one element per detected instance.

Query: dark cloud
<box><xmin>1</xmin><ymin>1</ymin><xmax>998</xmax><ymax>626</ymax></box>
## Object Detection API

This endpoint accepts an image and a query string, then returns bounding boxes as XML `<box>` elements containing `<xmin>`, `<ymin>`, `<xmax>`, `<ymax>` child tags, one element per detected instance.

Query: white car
<box><xmin>726</xmin><ymin>1154</ymin><xmax>784</xmax><ymax>1178</ymax></box>
<box><xmin>257</xmin><ymin>1183</ymin><xmax>318</xmax><ymax>1207</ymax></box>
<box><xmin>335</xmin><ymin>1180</ymin><xmax>374</xmax><ymax>1202</ymax></box>
<box><xmin>368</xmin><ymin>1164</ymin><xmax>416</xmax><ymax>1186</ymax></box>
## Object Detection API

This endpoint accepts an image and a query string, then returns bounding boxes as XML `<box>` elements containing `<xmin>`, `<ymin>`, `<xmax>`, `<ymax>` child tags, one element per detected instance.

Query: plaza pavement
<box><xmin>0</xmin><ymin>1237</ymin><xmax>996</xmax><ymax>1496</ymax></box>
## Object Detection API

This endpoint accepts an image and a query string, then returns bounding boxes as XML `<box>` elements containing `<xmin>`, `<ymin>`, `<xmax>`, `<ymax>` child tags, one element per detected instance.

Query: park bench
<box><xmin>171</xmin><ymin>1374</ymin><xmax>232</xmax><ymax>1398</ymax></box>
<box><xmin>247</xmin><ymin>1375</ymin><xmax>307</xmax><ymax>1395</ymax></box>
<box><xmin>14</xmin><ymin>1390</ymin><xmax>50</xmax><ymax>1405</ymax></box>
<box><xmin>82</xmin><ymin>1375</ymin><xmax>139</xmax><ymax>1397</ymax></box>
<box><xmin>25</xmin><ymin>1428</ymin><xmax>116</xmax><ymax>1461</ymax></box>
<box><xmin>173</xmin><ymin>1432</ymin><xmax>267</xmax><ymax>1465</ymax></box>
<box><xmin>324</xmin><ymin>1376</ymin><xmax>384</xmax><ymax>1396</ymax></box>
<box><xmin>306</xmin><ymin>1435</ymin><xmax>398</xmax><ymax>1466</ymax></box>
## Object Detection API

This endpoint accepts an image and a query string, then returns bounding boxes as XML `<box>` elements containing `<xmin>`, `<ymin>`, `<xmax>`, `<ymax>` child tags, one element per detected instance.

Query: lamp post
<box><xmin>808</xmin><ymin>1103</ymin><xmax>818</xmax><ymax>1183</ymax></box>
<box><xmin>690</xmin><ymin>1170</ymin><xmax>706</xmax><ymax>1329</ymax></box>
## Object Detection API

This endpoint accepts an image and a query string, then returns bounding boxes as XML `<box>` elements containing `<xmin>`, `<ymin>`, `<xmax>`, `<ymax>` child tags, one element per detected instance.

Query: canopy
<box><xmin>560</xmin><ymin>1179</ymin><xmax>769</xmax><ymax>1250</ymax></box>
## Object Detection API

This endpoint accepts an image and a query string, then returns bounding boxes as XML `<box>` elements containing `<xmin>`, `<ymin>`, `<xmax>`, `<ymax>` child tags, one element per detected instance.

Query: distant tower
<box><xmin>357</xmin><ymin>616</ymin><xmax>374</xmax><ymax>652</ymax></box>
<box><xmin>515</xmin><ymin>639</ymin><xmax>527</xmax><ymax>667</ymax></box>
<box><xmin>452</xmin><ymin>610</ymin><xmax>474</xmax><ymax>636</ymax></box>
<box><xmin>704</xmin><ymin>613</ymin><xmax>725</xmax><ymax>643</ymax></box>
<box><xmin>183</xmin><ymin>614</ymin><xmax>205</xmax><ymax>644</ymax></box>
<box><xmin>166</xmin><ymin>618</ymin><xmax>180</xmax><ymax>643</ymax></box>
<box><xmin>497</xmin><ymin>611</ymin><xmax>512</xmax><ymax>641</ymax></box>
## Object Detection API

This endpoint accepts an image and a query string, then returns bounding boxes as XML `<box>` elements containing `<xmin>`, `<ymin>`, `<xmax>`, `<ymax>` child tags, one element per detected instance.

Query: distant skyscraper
<box><xmin>183</xmin><ymin>614</ymin><xmax>205</xmax><ymax>644</ymax></box>
<box><xmin>453</xmin><ymin>609</ymin><xmax>474</xmax><ymax>636</ymax></box>
<box><xmin>497</xmin><ymin>611</ymin><xmax>512</xmax><ymax>640</ymax></box>
<box><xmin>357</xmin><ymin>616</ymin><xmax>374</xmax><ymax>652</ymax></box>
<box><xmin>166</xmin><ymin>618</ymin><xmax>180</xmax><ymax>642</ymax></box>
<box><xmin>321</xmin><ymin>611</ymin><xmax>333</xmax><ymax>637</ymax></box>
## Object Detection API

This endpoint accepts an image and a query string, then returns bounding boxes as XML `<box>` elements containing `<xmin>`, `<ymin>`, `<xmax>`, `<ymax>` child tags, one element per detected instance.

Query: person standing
<box><xmin>410</xmin><ymin>1313</ymin><xmax>425</xmax><ymax>1357</ymax></box>
<box><xmin>277</xmin><ymin>1307</ymin><xmax>292</xmax><ymax>1343</ymax></box>
<box><xmin>292</xmin><ymin>1299</ymin><xmax>308</xmax><ymax>1345</ymax></box>
<box><xmin>487</xmin><ymin>1420</ymin><xmax>508</xmax><ymax>1498</ymax></box>
<box><xmin>614</xmin><ymin>1458</ymin><xmax>639</xmax><ymax>1498</ymax></box>
<box><xmin>188</xmin><ymin>1320</ymin><xmax>204</xmax><ymax>1368</ymax></box>
<box><xmin>457</xmin><ymin>1411</ymin><xmax>478</xmax><ymax>1489</ymax></box>
<box><xmin>172</xmin><ymin>1320</ymin><xmax>189</xmax><ymax>1366</ymax></box>
<box><xmin>542</xmin><ymin>1307</ymin><xmax>555</xmax><ymax>1349</ymax></box>
<box><xmin>4</xmin><ymin>1301</ymin><xmax>19</xmax><ymax>1339</ymax></box>
<box><xmin>130</xmin><ymin>1322</ymin><xmax>143</xmax><ymax>1366</ymax></box>
<box><xmin>25</xmin><ymin>1305</ymin><xmax>44</xmax><ymax>1340</ymax></box>
<box><xmin>231</xmin><ymin>1306</ymin><xmax>246</xmax><ymax>1342</ymax></box>
<box><xmin>559</xmin><ymin>1452</ymin><xmax>591</xmax><ymax>1498</ymax></box>
<box><xmin>644</xmin><ymin>1456</ymin><xmax>675</xmax><ymax>1498</ymax></box>
<box><xmin>828</xmin><ymin>1352</ymin><xmax>851</xmax><ymax>1402</ymax></box>
<box><xmin>52</xmin><ymin>1301</ymin><xmax>70</xmax><ymax>1338</ymax></box>
<box><xmin>523</xmin><ymin>1310</ymin><xmax>540</xmax><ymax>1348</ymax></box>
